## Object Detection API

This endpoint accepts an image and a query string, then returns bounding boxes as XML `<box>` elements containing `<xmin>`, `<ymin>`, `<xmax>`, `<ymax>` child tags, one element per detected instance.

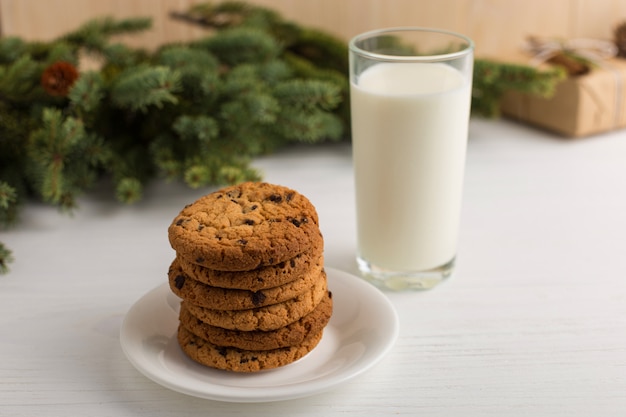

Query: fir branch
<box><xmin>195</xmin><ymin>27</ymin><xmax>281</xmax><ymax>65</ymax></box>
<box><xmin>60</xmin><ymin>16</ymin><xmax>152</xmax><ymax>52</ymax></box>
<box><xmin>256</xmin><ymin>59</ymin><xmax>293</xmax><ymax>84</ymax></box>
<box><xmin>173</xmin><ymin>115</ymin><xmax>220</xmax><ymax>144</ymax></box>
<box><xmin>0</xmin><ymin>37</ymin><xmax>27</xmax><ymax>64</ymax></box>
<box><xmin>171</xmin><ymin>1</ymin><xmax>281</xmax><ymax>31</ymax></box>
<box><xmin>68</xmin><ymin>71</ymin><xmax>105</xmax><ymax>114</ymax></box>
<box><xmin>110</xmin><ymin>65</ymin><xmax>181</xmax><ymax>112</ymax></box>
<box><xmin>29</xmin><ymin>109</ymin><xmax>87</xmax><ymax>207</ymax></box>
<box><xmin>183</xmin><ymin>165</ymin><xmax>212</xmax><ymax>188</ymax></box>
<box><xmin>471</xmin><ymin>59</ymin><xmax>566</xmax><ymax>117</ymax></box>
<box><xmin>0</xmin><ymin>181</ymin><xmax>18</xmax><ymax>227</ymax></box>
<box><xmin>273</xmin><ymin>79</ymin><xmax>342</xmax><ymax>111</ymax></box>
<box><xmin>100</xmin><ymin>43</ymin><xmax>148</xmax><ymax>69</ymax></box>
<box><xmin>221</xmin><ymin>93</ymin><xmax>280</xmax><ymax>126</ymax></box>
<box><xmin>286</xmin><ymin>27</ymin><xmax>350</xmax><ymax>74</ymax></box>
<box><xmin>0</xmin><ymin>55</ymin><xmax>43</xmax><ymax>102</ymax></box>
<box><xmin>157</xmin><ymin>46</ymin><xmax>219</xmax><ymax>99</ymax></box>
<box><xmin>0</xmin><ymin>242</ymin><xmax>13</xmax><ymax>274</ymax></box>
<box><xmin>273</xmin><ymin>109</ymin><xmax>344</xmax><ymax>143</ymax></box>
<box><xmin>115</xmin><ymin>177</ymin><xmax>142</xmax><ymax>204</ymax></box>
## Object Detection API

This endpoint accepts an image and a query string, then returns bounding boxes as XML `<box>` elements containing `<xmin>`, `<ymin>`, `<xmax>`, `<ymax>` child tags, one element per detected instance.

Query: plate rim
<box><xmin>120</xmin><ymin>267</ymin><xmax>399</xmax><ymax>402</ymax></box>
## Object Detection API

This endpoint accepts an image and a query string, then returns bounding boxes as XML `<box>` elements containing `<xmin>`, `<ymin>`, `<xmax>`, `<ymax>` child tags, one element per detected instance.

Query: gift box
<box><xmin>500</xmin><ymin>54</ymin><xmax>626</xmax><ymax>138</ymax></box>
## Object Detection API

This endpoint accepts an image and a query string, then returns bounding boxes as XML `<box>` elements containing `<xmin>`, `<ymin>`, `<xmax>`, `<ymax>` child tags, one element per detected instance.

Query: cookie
<box><xmin>177</xmin><ymin>325</ymin><xmax>324</xmax><ymax>372</ymax></box>
<box><xmin>177</xmin><ymin>244</ymin><xmax>324</xmax><ymax>291</ymax></box>
<box><xmin>168</xmin><ymin>256</ymin><xmax>323</xmax><ymax>310</ymax></box>
<box><xmin>183</xmin><ymin>270</ymin><xmax>327</xmax><ymax>331</ymax></box>
<box><xmin>168</xmin><ymin>182</ymin><xmax>323</xmax><ymax>271</ymax></box>
<box><xmin>179</xmin><ymin>289</ymin><xmax>333</xmax><ymax>350</ymax></box>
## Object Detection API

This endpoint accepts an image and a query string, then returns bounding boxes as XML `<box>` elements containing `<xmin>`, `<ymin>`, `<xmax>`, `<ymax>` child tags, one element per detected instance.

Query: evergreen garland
<box><xmin>0</xmin><ymin>1</ymin><xmax>565</xmax><ymax>273</ymax></box>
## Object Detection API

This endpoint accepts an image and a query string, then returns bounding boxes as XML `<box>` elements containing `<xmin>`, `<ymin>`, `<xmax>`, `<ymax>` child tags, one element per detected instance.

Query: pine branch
<box><xmin>194</xmin><ymin>27</ymin><xmax>281</xmax><ymax>65</ymax></box>
<box><xmin>156</xmin><ymin>46</ymin><xmax>220</xmax><ymax>100</ymax></box>
<box><xmin>110</xmin><ymin>65</ymin><xmax>181</xmax><ymax>112</ymax></box>
<box><xmin>68</xmin><ymin>71</ymin><xmax>105</xmax><ymax>114</ymax></box>
<box><xmin>60</xmin><ymin>16</ymin><xmax>152</xmax><ymax>52</ymax></box>
<box><xmin>273</xmin><ymin>79</ymin><xmax>342</xmax><ymax>111</ymax></box>
<box><xmin>472</xmin><ymin>59</ymin><xmax>567</xmax><ymax>117</ymax></box>
<box><xmin>0</xmin><ymin>181</ymin><xmax>19</xmax><ymax>228</ymax></box>
<box><xmin>0</xmin><ymin>37</ymin><xmax>27</xmax><ymax>64</ymax></box>
<box><xmin>0</xmin><ymin>242</ymin><xmax>13</xmax><ymax>274</ymax></box>
<box><xmin>115</xmin><ymin>177</ymin><xmax>142</xmax><ymax>204</ymax></box>
<box><xmin>0</xmin><ymin>55</ymin><xmax>43</xmax><ymax>102</ymax></box>
<box><xmin>29</xmin><ymin>109</ymin><xmax>87</xmax><ymax>208</ymax></box>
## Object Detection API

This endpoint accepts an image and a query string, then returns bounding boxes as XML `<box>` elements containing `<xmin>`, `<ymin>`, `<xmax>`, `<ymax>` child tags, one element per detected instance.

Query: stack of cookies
<box><xmin>167</xmin><ymin>182</ymin><xmax>332</xmax><ymax>372</ymax></box>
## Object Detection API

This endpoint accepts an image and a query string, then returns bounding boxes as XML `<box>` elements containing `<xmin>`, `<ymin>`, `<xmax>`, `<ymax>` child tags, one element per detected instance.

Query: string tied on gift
<box><xmin>524</xmin><ymin>36</ymin><xmax>623</xmax><ymax>131</ymax></box>
<box><xmin>523</xmin><ymin>36</ymin><xmax>618</xmax><ymax>69</ymax></box>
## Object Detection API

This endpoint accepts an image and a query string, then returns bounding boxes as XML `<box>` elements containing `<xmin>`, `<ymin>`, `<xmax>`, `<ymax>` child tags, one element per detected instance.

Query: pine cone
<box><xmin>41</xmin><ymin>61</ymin><xmax>79</xmax><ymax>96</ymax></box>
<box><xmin>615</xmin><ymin>21</ymin><xmax>626</xmax><ymax>58</ymax></box>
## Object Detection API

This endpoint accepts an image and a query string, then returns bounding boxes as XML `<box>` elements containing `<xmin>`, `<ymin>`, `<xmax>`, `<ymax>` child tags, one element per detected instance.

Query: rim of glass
<box><xmin>349</xmin><ymin>27</ymin><xmax>474</xmax><ymax>62</ymax></box>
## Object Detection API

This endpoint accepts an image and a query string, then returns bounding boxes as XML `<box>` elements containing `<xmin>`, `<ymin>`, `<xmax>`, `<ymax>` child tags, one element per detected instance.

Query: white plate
<box><xmin>120</xmin><ymin>267</ymin><xmax>399</xmax><ymax>403</ymax></box>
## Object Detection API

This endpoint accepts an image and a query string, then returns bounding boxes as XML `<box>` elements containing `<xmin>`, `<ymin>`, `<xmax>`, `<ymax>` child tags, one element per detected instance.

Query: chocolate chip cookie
<box><xmin>168</xmin><ymin>182</ymin><xmax>323</xmax><ymax>271</ymax></box>
<box><xmin>168</xmin><ymin>256</ymin><xmax>323</xmax><ymax>310</ymax></box>
<box><xmin>177</xmin><ymin>325</ymin><xmax>324</xmax><ymax>372</ymax></box>
<box><xmin>179</xmin><ymin>290</ymin><xmax>333</xmax><ymax>350</ymax></box>
<box><xmin>183</xmin><ymin>270</ymin><xmax>328</xmax><ymax>331</ymax></box>
<box><xmin>176</xmin><ymin>245</ymin><xmax>323</xmax><ymax>291</ymax></box>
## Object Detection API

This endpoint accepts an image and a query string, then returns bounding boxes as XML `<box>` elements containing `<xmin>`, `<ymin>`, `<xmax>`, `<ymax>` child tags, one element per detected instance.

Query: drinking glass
<box><xmin>349</xmin><ymin>27</ymin><xmax>474</xmax><ymax>290</ymax></box>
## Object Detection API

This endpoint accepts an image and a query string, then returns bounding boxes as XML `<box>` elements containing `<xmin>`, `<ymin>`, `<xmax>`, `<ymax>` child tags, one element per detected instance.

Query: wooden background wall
<box><xmin>1</xmin><ymin>0</ymin><xmax>625</xmax><ymax>59</ymax></box>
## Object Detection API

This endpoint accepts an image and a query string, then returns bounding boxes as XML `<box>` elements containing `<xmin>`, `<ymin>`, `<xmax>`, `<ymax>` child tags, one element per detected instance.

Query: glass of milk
<box><xmin>349</xmin><ymin>27</ymin><xmax>474</xmax><ymax>290</ymax></box>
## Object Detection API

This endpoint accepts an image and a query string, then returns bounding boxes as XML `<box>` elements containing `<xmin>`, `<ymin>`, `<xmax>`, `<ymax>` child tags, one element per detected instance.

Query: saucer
<box><xmin>120</xmin><ymin>267</ymin><xmax>399</xmax><ymax>402</ymax></box>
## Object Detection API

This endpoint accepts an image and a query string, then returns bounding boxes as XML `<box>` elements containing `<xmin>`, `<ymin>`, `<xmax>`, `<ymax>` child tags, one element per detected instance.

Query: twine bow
<box><xmin>524</xmin><ymin>36</ymin><xmax>618</xmax><ymax>67</ymax></box>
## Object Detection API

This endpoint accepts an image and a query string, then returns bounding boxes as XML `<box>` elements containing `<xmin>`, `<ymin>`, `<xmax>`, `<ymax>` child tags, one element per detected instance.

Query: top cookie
<box><xmin>168</xmin><ymin>182</ymin><xmax>323</xmax><ymax>271</ymax></box>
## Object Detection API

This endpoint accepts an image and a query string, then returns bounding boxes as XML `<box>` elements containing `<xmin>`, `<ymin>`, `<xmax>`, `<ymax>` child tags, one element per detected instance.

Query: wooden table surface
<box><xmin>2</xmin><ymin>118</ymin><xmax>626</xmax><ymax>416</ymax></box>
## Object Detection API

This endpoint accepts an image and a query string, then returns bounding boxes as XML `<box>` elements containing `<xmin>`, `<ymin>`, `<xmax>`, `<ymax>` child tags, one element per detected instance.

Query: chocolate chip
<box><xmin>217</xmin><ymin>347</ymin><xmax>228</xmax><ymax>357</ymax></box>
<box><xmin>251</xmin><ymin>291</ymin><xmax>266</xmax><ymax>306</ymax></box>
<box><xmin>197</xmin><ymin>224</ymin><xmax>204</xmax><ymax>231</ymax></box>
<box><xmin>196</xmin><ymin>257</ymin><xmax>205</xmax><ymax>263</ymax></box>
<box><xmin>240</xmin><ymin>358</ymin><xmax>249</xmax><ymax>364</ymax></box>
<box><xmin>175</xmin><ymin>218</ymin><xmax>184</xmax><ymax>226</ymax></box>
<box><xmin>268</xmin><ymin>194</ymin><xmax>282</xmax><ymax>203</ymax></box>
<box><xmin>243</xmin><ymin>219</ymin><xmax>254</xmax><ymax>225</ymax></box>
<box><xmin>237</xmin><ymin>239</ymin><xmax>248</xmax><ymax>245</ymax></box>
<box><xmin>290</xmin><ymin>259</ymin><xmax>296</xmax><ymax>268</ymax></box>
<box><xmin>328</xmin><ymin>290</ymin><xmax>333</xmax><ymax>299</ymax></box>
<box><xmin>251</xmin><ymin>204</ymin><xmax>258</xmax><ymax>210</ymax></box>
<box><xmin>174</xmin><ymin>275</ymin><xmax>186</xmax><ymax>289</ymax></box>
<box><xmin>289</xmin><ymin>218</ymin><xmax>301</xmax><ymax>227</ymax></box>
<box><xmin>285</xmin><ymin>192</ymin><xmax>294</xmax><ymax>202</ymax></box>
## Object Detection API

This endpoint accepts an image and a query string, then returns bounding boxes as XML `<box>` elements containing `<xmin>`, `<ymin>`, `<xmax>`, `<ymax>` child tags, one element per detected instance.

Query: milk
<box><xmin>351</xmin><ymin>62</ymin><xmax>471</xmax><ymax>272</ymax></box>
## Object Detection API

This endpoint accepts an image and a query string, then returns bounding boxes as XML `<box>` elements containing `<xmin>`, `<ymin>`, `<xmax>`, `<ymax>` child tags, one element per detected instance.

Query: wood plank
<box><xmin>0</xmin><ymin>0</ymin><xmax>623</xmax><ymax>57</ymax></box>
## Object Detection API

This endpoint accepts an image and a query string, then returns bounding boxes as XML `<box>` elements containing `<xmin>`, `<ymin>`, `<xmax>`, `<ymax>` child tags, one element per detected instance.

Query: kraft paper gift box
<box><xmin>500</xmin><ymin>57</ymin><xmax>626</xmax><ymax>137</ymax></box>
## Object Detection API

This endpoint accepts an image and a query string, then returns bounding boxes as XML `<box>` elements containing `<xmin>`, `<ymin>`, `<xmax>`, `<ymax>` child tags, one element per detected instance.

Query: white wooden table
<box><xmin>2</xmin><ymin>118</ymin><xmax>626</xmax><ymax>416</ymax></box>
